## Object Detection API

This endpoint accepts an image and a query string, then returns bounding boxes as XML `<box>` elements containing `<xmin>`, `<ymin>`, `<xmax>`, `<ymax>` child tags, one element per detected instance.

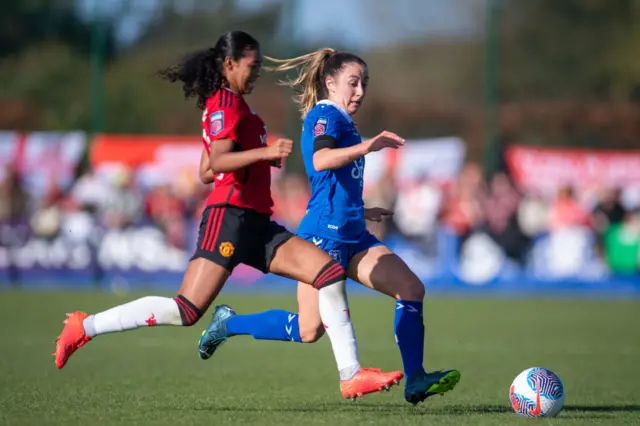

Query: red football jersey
<box><xmin>201</xmin><ymin>89</ymin><xmax>273</xmax><ymax>215</ymax></box>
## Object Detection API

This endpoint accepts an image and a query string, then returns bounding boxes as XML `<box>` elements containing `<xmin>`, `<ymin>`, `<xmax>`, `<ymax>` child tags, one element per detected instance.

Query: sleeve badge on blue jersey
<box><xmin>209</xmin><ymin>111</ymin><xmax>224</xmax><ymax>136</ymax></box>
<box><xmin>314</xmin><ymin>117</ymin><xmax>328</xmax><ymax>137</ymax></box>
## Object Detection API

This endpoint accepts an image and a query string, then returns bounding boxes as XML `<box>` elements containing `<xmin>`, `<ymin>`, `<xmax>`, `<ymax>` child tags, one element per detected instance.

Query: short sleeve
<box><xmin>311</xmin><ymin>113</ymin><xmax>341</xmax><ymax>140</ymax></box>
<box><xmin>202</xmin><ymin>106</ymin><xmax>241</xmax><ymax>152</ymax></box>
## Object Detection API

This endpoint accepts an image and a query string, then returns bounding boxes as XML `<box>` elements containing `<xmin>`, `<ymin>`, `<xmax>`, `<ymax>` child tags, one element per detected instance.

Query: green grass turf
<box><xmin>0</xmin><ymin>290</ymin><xmax>639</xmax><ymax>425</ymax></box>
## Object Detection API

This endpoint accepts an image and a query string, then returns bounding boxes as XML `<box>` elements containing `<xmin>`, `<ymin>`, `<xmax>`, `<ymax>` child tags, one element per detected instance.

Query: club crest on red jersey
<box><xmin>314</xmin><ymin>117</ymin><xmax>327</xmax><ymax>137</ymax></box>
<box><xmin>209</xmin><ymin>111</ymin><xmax>224</xmax><ymax>136</ymax></box>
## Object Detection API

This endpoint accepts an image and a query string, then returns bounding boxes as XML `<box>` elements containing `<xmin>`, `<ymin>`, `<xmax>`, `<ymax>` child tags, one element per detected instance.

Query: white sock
<box><xmin>82</xmin><ymin>296</ymin><xmax>182</xmax><ymax>337</ymax></box>
<box><xmin>318</xmin><ymin>280</ymin><xmax>360</xmax><ymax>380</ymax></box>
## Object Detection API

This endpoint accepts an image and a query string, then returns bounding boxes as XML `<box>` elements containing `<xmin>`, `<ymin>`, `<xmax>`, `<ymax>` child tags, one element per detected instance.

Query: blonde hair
<box><xmin>264</xmin><ymin>48</ymin><xmax>336</xmax><ymax>119</ymax></box>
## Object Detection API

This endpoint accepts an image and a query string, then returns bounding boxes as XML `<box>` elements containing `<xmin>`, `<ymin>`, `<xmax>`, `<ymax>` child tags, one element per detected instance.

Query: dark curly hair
<box><xmin>158</xmin><ymin>31</ymin><xmax>260</xmax><ymax>110</ymax></box>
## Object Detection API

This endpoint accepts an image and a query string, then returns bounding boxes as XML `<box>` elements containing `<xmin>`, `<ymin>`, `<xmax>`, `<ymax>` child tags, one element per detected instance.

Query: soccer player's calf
<box><xmin>81</xmin><ymin>294</ymin><xmax>203</xmax><ymax>337</ymax></box>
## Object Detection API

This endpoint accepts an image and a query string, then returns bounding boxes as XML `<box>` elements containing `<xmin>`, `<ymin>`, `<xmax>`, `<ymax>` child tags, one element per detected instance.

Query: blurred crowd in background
<box><xmin>2</xmin><ymin>155</ymin><xmax>639</xmax><ymax>276</ymax></box>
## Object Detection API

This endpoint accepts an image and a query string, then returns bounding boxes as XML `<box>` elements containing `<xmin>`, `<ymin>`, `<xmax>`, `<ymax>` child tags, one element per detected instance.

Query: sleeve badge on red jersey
<box><xmin>209</xmin><ymin>111</ymin><xmax>224</xmax><ymax>136</ymax></box>
<box><xmin>314</xmin><ymin>117</ymin><xmax>328</xmax><ymax>137</ymax></box>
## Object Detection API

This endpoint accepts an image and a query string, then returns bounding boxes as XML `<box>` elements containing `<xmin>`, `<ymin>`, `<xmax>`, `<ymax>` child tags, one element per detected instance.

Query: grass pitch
<box><xmin>0</xmin><ymin>290</ymin><xmax>639</xmax><ymax>425</ymax></box>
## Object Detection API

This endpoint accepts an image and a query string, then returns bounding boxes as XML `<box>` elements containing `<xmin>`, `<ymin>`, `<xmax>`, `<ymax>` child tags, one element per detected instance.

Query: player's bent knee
<box><xmin>410</xmin><ymin>283</ymin><xmax>426</xmax><ymax>301</ymax></box>
<box><xmin>312</xmin><ymin>259</ymin><xmax>347</xmax><ymax>289</ymax></box>
<box><xmin>173</xmin><ymin>295</ymin><xmax>204</xmax><ymax>326</ymax></box>
<box><xmin>299</xmin><ymin>325</ymin><xmax>325</xmax><ymax>343</ymax></box>
<box><xmin>397</xmin><ymin>281</ymin><xmax>425</xmax><ymax>301</ymax></box>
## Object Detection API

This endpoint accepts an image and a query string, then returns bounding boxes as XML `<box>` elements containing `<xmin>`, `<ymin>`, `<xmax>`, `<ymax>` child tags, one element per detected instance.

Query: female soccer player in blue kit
<box><xmin>198</xmin><ymin>48</ymin><xmax>461</xmax><ymax>405</ymax></box>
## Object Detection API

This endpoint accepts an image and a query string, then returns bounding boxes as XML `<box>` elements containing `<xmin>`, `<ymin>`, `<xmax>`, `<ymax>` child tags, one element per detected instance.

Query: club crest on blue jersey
<box><xmin>209</xmin><ymin>111</ymin><xmax>224</xmax><ymax>136</ymax></box>
<box><xmin>328</xmin><ymin>249</ymin><xmax>342</xmax><ymax>264</ymax></box>
<box><xmin>314</xmin><ymin>117</ymin><xmax>328</xmax><ymax>137</ymax></box>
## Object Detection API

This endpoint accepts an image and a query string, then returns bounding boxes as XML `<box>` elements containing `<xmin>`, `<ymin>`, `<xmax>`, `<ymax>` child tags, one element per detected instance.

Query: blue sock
<box><xmin>394</xmin><ymin>300</ymin><xmax>425</xmax><ymax>377</ymax></box>
<box><xmin>226</xmin><ymin>310</ymin><xmax>302</xmax><ymax>342</ymax></box>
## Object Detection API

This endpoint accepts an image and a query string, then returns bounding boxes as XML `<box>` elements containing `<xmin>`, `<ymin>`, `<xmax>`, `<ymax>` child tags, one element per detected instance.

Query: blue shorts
<box><xmin>298</xmin><ymin>232</ymin><xmax>383</xmax><ymax>269</ymax></box>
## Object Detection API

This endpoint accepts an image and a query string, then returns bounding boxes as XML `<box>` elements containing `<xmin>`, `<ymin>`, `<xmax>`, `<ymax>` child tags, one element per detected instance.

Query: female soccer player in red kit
<box><xmin>54</xmin><ymin>31</ymin><xmax>401</xmax><ymax>398</ymax></box>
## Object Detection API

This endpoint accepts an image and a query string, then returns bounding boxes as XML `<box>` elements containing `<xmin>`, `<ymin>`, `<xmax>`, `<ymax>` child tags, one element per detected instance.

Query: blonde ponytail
<box><xmin>265</xmin><ymin>48</ymin><xmax>335</xmax><ymax>119</ymax></box>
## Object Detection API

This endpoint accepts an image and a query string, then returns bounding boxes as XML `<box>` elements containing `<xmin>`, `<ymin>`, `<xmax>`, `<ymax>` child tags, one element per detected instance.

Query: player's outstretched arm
<box><xmin>209</xmin><ymin>138</ymin><xmax>292</xmax><ymax>173</ymax></box>
<box><xmin>313</xmin><ymin>130</ymin><xmax>405</xmax><ymax>172</ymax></box>
<box><xmin>313</xmin><ymin>144</ymin><xmax>369</xmax><ymax>172</ymax></box>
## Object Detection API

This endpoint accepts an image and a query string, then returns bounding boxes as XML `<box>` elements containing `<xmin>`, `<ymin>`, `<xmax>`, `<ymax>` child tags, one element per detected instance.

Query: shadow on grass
<box><xmin>177</xmin><ymin>403</ymin><xmax>640</xmax><ymax>417</ymax></box>
<box><xmin>181</xmin><ymin>403</ymin><xmax>508</xmax><ymax>416</ymax></box>
<box><xmin>564</xmin><ymin>405</ymin><xmax>640</xmax><ymax>413</ymax></box>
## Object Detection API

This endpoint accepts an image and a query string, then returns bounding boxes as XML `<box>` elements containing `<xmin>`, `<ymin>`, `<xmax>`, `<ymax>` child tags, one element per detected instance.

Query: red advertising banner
<box><xmin>505</xmin><ymin>145</ymin><xmax>640</xmax><ymax>196</ymax></box>
<box><xmin>91</xmin><ymin>134</ymin><xmax>202</xmax><ymax>169</ymax></box>
<box><xmin>90</xmin><ymin>133</ymin><xmax>284</xmax><ymax>186</ymax></box>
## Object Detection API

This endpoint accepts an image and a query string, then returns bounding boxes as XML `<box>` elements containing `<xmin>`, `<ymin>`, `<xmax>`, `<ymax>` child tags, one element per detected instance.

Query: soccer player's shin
<box><xmin>394</xmin><ymin>300</ymin><xmax>425</xmax><ymax>377</ymax></box>
<box><xmin>226</xmin><ymin>310</ymin><xmax>302</xmax><ymax>342</ymax></box>
<box><xmin>315</xmin><ymin>260</ymin><xmax>360</xmax><ymax>381</ymax></box>
<box><xmin>82</xmin><ymin>296</ymin><xmax>189</xmax><ymax>337</ymax></box>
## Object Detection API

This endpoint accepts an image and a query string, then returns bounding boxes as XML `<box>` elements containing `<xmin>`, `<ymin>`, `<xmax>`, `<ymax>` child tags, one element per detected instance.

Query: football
<box><xmin>509</xmin><ymin>367</ymin><xmax>565</xmax><ymax>417</ymax></box>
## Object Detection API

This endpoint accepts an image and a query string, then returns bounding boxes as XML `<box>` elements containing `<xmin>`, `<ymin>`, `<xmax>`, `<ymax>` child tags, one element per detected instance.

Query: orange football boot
<box><xmin>54</xmin><ymin>311</ymin><xmax>92</xmax><ymax>369</ymax></box>
<box><xmin>340</xmin><ymin>367</ymin><xmax>404</xmax><ymax>400</ymax></box>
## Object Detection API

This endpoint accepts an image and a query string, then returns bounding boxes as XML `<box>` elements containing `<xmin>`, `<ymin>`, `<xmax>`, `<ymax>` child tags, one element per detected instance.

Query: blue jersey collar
<box><xmin>316</xmin><ymin>100</ymin><xmax>353</xmax><ymax>123</ymax></box>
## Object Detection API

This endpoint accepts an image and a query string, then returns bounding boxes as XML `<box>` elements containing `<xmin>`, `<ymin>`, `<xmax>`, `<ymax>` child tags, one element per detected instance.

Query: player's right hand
<box><xmin>264</xmin><ymin>138</ymin><xmax>293</xmax><ymax>161</ymax></box>
<box><xmin>365</xmin><ymin>131</ymin><xmax>405</xmax><ymax>153</ymax></box>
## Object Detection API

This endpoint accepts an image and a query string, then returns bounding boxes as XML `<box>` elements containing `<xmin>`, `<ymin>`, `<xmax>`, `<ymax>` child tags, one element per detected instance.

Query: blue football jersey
<box><xmin>297</xmin><ymin>100</ymin><xmax>366</xmax><ymax>242</ymax></box>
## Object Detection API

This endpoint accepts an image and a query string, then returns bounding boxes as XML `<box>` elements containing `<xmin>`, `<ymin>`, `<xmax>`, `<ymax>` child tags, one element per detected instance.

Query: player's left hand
<box><xmin>365</xmin><ymin>130</ymin><xmax>405</xmax><ymax>153</ymax></box>
<box><xmin>364</xmin><ymin>207</ymin><xmax>394</xmax><ymax>222</ymax></box>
